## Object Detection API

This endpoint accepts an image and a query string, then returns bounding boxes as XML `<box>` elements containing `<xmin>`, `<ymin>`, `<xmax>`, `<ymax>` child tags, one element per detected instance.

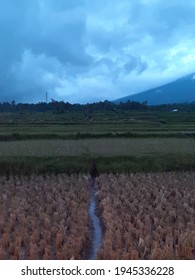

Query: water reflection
<box><xmin>88</xmin><ymin>177</ymin><xmax>103</xmax><ymax>260</ymax></box>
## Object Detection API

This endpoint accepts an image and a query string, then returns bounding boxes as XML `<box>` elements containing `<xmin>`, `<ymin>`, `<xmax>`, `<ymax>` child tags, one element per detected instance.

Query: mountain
<box><xmin>114</xmin><ymin>73</ymin><xmax>195</xmax><ymax>105</ymax></box>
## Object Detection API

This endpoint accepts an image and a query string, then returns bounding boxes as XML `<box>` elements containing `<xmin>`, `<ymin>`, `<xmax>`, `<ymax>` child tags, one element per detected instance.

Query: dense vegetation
<box><xmin>0</xmin><ymin>100</ymin><xmax>195</xmax><ymax>114</ymax></box>
<box><xmin>0</xmin><ymin>100</ymin><xmax>148</xmax><ymax>113</ymax></box>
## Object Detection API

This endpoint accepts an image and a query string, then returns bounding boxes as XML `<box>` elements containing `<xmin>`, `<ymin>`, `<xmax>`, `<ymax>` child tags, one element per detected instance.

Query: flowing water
<box><xmin>88</xmin><ymin>177</ymin><xmax>103</xmax><ymax>260</ymax></box>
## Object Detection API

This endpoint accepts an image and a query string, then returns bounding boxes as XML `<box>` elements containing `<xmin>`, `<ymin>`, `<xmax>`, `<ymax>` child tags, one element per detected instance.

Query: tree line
<box><xmin>0</xmin><ymin>99</ymin><xmax>194</xmax><ymax>113</ymax></box>
<box><xmin>0</xmin><ymin>100</ymin><xmax>148</xmax><ymax>113</ymax></box>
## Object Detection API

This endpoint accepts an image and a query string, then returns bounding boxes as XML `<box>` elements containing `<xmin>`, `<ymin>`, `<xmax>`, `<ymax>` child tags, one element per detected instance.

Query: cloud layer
<box><xmin>0</xmin><ymin>0</ymin><xmax>195</xmax><ymax>103</ymax></box>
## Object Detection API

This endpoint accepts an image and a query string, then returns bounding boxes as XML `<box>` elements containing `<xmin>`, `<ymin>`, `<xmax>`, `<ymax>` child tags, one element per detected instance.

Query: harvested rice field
<box><xmin>0</xmin><ymin>172</ymin><xmax>194</xmax><ymax>260</ymax></box>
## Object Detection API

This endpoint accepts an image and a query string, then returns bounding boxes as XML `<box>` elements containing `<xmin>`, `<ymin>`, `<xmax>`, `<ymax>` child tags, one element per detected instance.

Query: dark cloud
<box><xmin>0</xmin><ymin>0</ymin><xmax>93</xmax><ymax>102</ymax></box>
<box><xmin>0</xmin><ymin>0</ymin><xmax>195</xmax><ymax>103</ymax></box>
<box><xmin>128</xmin><ymin>0</ymin><xmax>195</xmax><ymax>44</ymax></box>
<box><xmin>124</xmin><ymin>56</ymin><xmax>148</xmax><ymax>74</ymax></box>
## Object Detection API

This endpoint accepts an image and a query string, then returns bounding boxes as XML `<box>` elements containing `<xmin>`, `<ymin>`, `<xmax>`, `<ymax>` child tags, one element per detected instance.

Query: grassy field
<box><xmin>0</xmin><ymin>138</ymin><xmax>194</xmax><ymax>157</ymax></box>
<box><xmin>0</xmin><ymin>109</ymin><xmax>195</xmax><ymax>174</ymax></box>
<box><xmin>0</xmin><ymin>111</ymin><xmax>195</xmax><ymax>139</ymax></box>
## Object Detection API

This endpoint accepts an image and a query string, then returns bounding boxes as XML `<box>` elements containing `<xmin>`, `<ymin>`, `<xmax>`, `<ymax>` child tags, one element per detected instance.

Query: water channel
<box><xmin>88</xmin><ymin>177</ymin><xmax>103</xmax><ymax>260</ymax></box>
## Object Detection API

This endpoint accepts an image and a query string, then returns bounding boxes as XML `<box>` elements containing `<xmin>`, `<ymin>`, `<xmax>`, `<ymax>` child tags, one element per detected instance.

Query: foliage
<box><xmin>0</xmin><ymin>100</ymin><xmax>148</xmax><ymax>113</ymax></box>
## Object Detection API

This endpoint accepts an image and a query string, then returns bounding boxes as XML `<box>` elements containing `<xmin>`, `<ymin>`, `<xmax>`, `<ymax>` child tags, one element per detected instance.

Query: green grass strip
<box><xmin>0</xmin><ymin>154</ymin><xmax>194</xmax><ymax>176</ymax></box>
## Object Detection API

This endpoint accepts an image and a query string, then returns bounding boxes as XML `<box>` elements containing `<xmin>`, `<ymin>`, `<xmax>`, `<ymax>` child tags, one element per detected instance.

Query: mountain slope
<box><xmin>114</xmin><ymin>73</ymin><xmax>195</xmax><ymax>105</ymax></box>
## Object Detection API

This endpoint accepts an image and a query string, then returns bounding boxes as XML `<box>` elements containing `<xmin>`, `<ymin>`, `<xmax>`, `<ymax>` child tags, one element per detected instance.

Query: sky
<box><xmin>0</xmin><ymin>0</ymin><xmax>195</xmax><ymax>104</ymax></box>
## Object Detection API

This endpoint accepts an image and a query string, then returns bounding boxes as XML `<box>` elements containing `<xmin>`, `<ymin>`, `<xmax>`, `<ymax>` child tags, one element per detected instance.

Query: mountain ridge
<box><xmin>114</xmin><ymin>73</ymin><xmax>195</xmax><ymax>105</ymax></box>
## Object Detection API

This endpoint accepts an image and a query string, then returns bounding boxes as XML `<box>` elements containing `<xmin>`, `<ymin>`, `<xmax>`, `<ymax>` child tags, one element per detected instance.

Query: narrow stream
<box><xmin>88</xmin><ymin>177</ymin><xmax>103</xmax><ymax>260</ymax></box>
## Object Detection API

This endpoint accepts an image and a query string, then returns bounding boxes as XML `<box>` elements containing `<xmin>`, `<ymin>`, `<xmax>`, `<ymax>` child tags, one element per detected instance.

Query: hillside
<box><xmin>114</xmin><ymin>73</ymin><xmax>195</xmax><ymax>105</ymax></box>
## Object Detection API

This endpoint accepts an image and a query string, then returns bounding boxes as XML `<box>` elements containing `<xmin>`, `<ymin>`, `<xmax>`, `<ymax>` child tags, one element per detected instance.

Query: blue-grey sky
<box><xmin>0</xmin><ymin>0</ymin><xmax>195</xmax><ymax>103</ymax></box>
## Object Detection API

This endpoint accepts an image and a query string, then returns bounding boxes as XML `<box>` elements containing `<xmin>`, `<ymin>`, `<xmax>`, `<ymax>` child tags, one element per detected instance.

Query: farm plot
<box><xmin>0</xmin><ymin>174</ymin><xmax>89</xmax><ymax>260</ymax></box>
<box><xmin>0</xmin><ymin>172</ymin><xmax>194</xmax><ymax>260</ymax></box>
<box><xmin>95</xmin><ymin>172</ymin><xmax>195</xmax><ymax>259</ymax></box>
<box><xmin>0</xmin><ymin>138</ymin><xmax>195</xmax><ymax>157</ymax></box>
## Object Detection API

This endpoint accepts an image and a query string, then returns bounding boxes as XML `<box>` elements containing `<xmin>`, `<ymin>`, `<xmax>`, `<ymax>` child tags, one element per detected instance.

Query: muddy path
<box><xmin>88</xmin><ymin>177</ymin><xmax>103</xmax><ymax>260</ymax></box>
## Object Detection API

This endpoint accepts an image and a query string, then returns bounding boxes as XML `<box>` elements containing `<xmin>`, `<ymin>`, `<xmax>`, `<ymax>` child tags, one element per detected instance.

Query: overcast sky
<box><xmin>0</xmin><ymin>0</ymin><xmax>195</xmax><ymax>103</ymax></box>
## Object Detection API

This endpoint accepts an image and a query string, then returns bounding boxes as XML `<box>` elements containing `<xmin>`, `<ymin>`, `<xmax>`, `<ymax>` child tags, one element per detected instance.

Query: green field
<box><xmin>0</xmin><ymin>109</ymin><xmax>195</xmax><ymax>174</ymax></box>
<box><xmin>0</xmin><ymin>138</ymin><xmax>194</xmax><ymax>157</ymax></box>
<box><xmin>0</xmin><ymin>110</ymin><xmax>195</xmax><ymax>139</ymax></box>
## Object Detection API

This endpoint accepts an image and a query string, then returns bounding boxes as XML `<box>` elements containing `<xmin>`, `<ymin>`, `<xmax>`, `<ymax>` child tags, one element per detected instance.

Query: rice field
<box><xmin>95</xmin><ymin>172</ymin><xmax>195</xmax><ymax>260</ymax></box>
<box><xmin>0</xmin><ymin>138</ymin><xmax>195</xmax><ymax>157</ymax></box>
<box><xmin>0</xmin><ymin>172</ymin><xmax>194</xmax><ymax>260</ymax></box>
<box><xmin>0</xmin><ymin>174</ymin><xmax>90</xmax><ymax>260</ymax></box>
